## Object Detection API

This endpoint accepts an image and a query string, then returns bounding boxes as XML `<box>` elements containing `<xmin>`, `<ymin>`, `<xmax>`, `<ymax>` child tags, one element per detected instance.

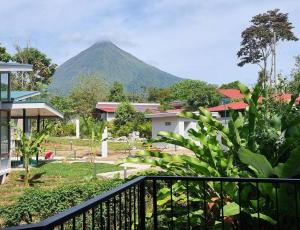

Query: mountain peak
<box><xmin>93</xmin><ymin>40</ymin><xmax>116</xmax><ymax>47</ymax></box>
<box><xmin>49</xmin><ymin>42</ymin><xmax>182</xmax><ymax>95</ymax></box>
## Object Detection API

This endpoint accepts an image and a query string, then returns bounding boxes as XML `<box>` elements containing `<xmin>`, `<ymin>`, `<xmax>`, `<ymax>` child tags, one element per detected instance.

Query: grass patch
<box><xmin>47</xmin><ymin>137</ymin><xmax>144</xmax><ymax>151</ymax></box>
<box><xmin>0</xmin><ymin>162</ymin><xmax>123</xmax><ymax>206</ymax></box>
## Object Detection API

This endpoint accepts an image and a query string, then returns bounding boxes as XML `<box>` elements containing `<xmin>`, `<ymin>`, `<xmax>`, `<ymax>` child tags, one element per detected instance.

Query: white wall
<box><xmin>151</xmin><ymin>117</ymin><xmax>180</xmax><ymax>138</ymax></box>
<box><xmin>151</xmin><ymin>116</ymin><xmax>197</xmax><ymax>148</ymax></box>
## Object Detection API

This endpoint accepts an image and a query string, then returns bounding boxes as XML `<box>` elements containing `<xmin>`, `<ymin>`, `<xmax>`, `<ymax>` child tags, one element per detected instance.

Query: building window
<box><xmin>0</xmin><ymin>111</ymin><xmax>10</xmax><ymax>170</ymax></box>
<box><xmin>0</xmin><ymin>73</ymin><xmax>10</xmax><ymax>101</ymax></box>
<box><xmin>165</xmin><ymin>122</ymin><xmax>171</xmax><ymax>126</ymax></box>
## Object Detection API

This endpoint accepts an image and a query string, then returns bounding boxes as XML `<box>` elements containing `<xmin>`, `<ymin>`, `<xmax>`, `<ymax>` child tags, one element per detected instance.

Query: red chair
<box><xmin>45</xmin><ymin>151</ymin><xmax>54</xmax><ymax>160</ymax></box>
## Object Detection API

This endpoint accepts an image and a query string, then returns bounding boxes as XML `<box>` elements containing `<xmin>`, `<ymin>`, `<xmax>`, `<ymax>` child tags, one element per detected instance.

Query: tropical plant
<box><xmin>15</xmin><ymin>128</ymin><xmax>49</xmax><ymax>186</ymax></box>
<box><xmin>82</xmin><ymin>117</ymin><xmax>106</xmax><ymax>179</ymax></box>
<box><xmin>125</xmin><ymin>82</ymin><xmax>300</xmax><ymax>228</ymax></box>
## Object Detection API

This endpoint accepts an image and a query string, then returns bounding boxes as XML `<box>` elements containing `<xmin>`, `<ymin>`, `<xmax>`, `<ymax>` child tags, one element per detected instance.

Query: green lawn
<box><xmin>0</xmin><ymin>162</ymin><xmax>123</xmax><ymax>206</ymax></box>
<box><xmin>47</xmin><ymin>136</ymin><xmax>144</xmax><ymax>151</ymax></box>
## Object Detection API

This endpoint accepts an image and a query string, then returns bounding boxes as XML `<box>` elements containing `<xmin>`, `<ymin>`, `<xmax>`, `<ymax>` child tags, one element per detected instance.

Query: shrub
<box><xmin>111</xmin><ymin>102</ymin><xmax>150</xmax><ymax>137</ymax></box>
<box><xmin>48</xmin><ymin>121</ymin><xmax>76</xmax><ymax>137</ymax></box>
<box><xmin>0</xmin><ymin>179</ymin><xmax>121</xmax><ymax>227</ymax></box>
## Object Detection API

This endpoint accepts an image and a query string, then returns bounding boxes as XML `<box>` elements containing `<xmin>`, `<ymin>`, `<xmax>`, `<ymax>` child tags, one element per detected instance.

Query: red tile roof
<box><xmin>218</xmin><ymin>89</ymin><xmax>244</xmax><ymax>99</ymax></box>
<box><xmin>208</xmin><ymin>93</ymin><xmax>300</xmax><ymax>113</ymax></box>
<box><xmin>96</xmin><ymin>102</ymin><xmax>160</xmax><ymax>113</ymax></box>
<box><xmin>272</xmin><ymin>93</ymin><xmax>300</xmax><ymax>104</ymax></box>
<box><xmin>207</xmin><ymin>101</ymin><xmax>248</xmax><ymax>112</ymax></box>
<box><xmin>99</xmin><ymin>108</ymin><xmax>115</xmax><ymax>113</ymax></box>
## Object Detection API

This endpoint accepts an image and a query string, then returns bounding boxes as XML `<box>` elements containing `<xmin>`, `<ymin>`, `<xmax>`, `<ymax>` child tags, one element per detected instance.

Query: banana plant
<box><xmin>125</xmin><ymin>106</ymin><xmax>243</xmax><ymax>227</ymax></box>
<box><xmin>15</xmin><ymin>128</ymin><xmax>48</xmax><ymax>186</ymax></box>
<box><xmin>125</xmin><ymin>82</ymin><xmax>300</xmax><ymax>228</ymax></box>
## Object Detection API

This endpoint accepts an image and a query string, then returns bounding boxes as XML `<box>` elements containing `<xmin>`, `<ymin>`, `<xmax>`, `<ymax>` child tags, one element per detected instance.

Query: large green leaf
<box><xmin>279</xmin><ymin>147</ymin><xmax>300</xmax><ymax>178</ymax></box>
<box><xmin>238</xmin><ymin>148</ymin><xmax>273</xmax><ymax>177</ymax></box>
<box><xmin>223</xmin><ymin>202</ymin><xmax>240</xmax><ymax>216</ymax></box>
<box><xmin>250</xmin><ymin>213</ymin><xmax>277</xmax><ymax>225</ymax></box>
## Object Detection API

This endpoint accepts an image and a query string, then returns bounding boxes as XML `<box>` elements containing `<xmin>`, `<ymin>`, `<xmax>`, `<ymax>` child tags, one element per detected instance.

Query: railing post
<box><xmin>153</xmin><ymin>179</ymin><xmax>158</xmax><ymax>230</ymax></box>
<box><xmin>139</xmin><ymin>180</ymin><xmax>146</xmax><ymax>229</ymax></box>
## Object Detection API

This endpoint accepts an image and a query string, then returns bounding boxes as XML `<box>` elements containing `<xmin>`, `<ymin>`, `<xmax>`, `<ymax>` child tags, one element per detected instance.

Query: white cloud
<box><xmin>0</xmin><ymin>0</ymin><xmax>299</xmax><ymax>85</ymax></box>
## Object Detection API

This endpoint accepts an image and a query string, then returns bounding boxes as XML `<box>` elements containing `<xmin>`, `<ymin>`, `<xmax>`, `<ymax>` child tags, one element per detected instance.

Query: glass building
<box><xmin>0</xmin><ymin>63</ymin><xmax>31</xmax><ymax>181</ymax></box>
<box><xmin>0</xmin><ymin>63</ymin><xmax>63</xmax><ymax>183</ymax></box>
<box><xmin>0</xmin><ymin>63</ymin><xmax>32</xmax><ymax>182</ymax></box>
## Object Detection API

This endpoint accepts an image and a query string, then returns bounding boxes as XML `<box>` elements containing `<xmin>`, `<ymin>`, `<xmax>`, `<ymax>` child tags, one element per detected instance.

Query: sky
<box><xmin>1</xmin><ymin>0</ymin><xmax>300</xmax><ymax>86</ymax></box>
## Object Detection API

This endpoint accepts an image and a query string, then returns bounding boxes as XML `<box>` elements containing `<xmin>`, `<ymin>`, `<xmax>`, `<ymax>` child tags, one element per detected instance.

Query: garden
<box><xmin>0</xmin><ymin>161</ymin><xmax>123</xmax><ymax>227</ymax></box>
<box><xmin>124</xmin><ymin>82</ymin><xmax>300</xmax><ymax>229</ymax></box>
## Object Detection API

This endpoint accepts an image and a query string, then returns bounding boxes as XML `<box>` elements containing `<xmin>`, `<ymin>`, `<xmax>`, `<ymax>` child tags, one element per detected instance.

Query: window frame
<box><xmin>0</xmin><ymin>72</ymin><xmax>11</xmax><ymax>102</ymax></box>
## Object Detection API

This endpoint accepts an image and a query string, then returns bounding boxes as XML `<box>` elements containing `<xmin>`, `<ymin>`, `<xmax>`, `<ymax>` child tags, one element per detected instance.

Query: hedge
<box><xmin>0</xmin><ymin>179</ymin><xmax>121</xmax><ymax>228</ymax></box>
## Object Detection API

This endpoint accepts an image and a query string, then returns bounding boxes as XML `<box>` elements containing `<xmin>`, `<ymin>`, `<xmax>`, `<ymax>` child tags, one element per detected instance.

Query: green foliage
<box><xmin>114</xmin><ymin>102</ymin><xmax>136</xmax><ymax>127</ymax></box>
<box><xmin>111</xmin><ymin>102</ymin><xmax>151</xmax><ymax>138</ymax></box>
<box><xmin>15</xmin><ymin>128</ymin><xmax>49</xmax><ymax>186</ymax></box>
<box><xmin>45</xmin><ymin>96</ymin><xmax>76</xmax><ymax>137</ymax></box>
<box><xmin>220</xmin><ymin>80</ymin><xmax>241</xmax><ymax>89</ymax></box>
<box><xmin>147</xmin><ymin>87</ymin><xmax>171</xmax><ymax>103</ymax></box>
<box><xmin>126</xmin><ymin>82</ymin><xmax>300</xmax><ymax>228</ymax></box>
<box><xmin>49</xmin><ymin>96</ymin><xmax>75</xmax><ymax>120</ymax></box>
<box><xmin>12</xmin><ymin>45</ymin><xmax>57</xmax><ymax>90</ymax></box>
<box><xmin>108</xmin><ymin>81</ymin><xmax>127</xmax><ymax>102</ymax></box>
<box><xmin>0</xmin><ymin>43</ymin><xmax>11</xmax><ymax>62</ymax></box>
<box><xmin>49</xmin><ymin>122</ymin><xmax>76</xmax><ymax>137</ymax></box>
<box><xmin>0</xmin><ymin>179</ymin><xmax>121</xmax><ymax>227</ymax></box>
<box><xmin>289</xmin><ymin>55</ymin><xmax>300</xmax><ymax>93</ymax></box>
<box><xmin>82</xmin><ymin>117</ymin><xmax>106</xmax><ymax>178</ymax></box>
<box><xmin>169</xmin><ymin>79</ymin><xmax>220</xmax><ymax>110</ymax></box>
<box><xmin>69</xmin><ymin>74</ymin><xmax>109</xmax><ymax>117</ymax></box>
<box><xmin>237</xmin><ymin>9</ymin><xmax>298</xmax><ymax>87</ymax></box>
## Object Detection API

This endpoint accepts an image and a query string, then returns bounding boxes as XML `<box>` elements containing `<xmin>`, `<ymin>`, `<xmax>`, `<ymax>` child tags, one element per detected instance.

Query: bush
<box><xmin>111</xmin><ymin>102</ymin><xmax>151</xmax><ymax>138</ymax></box>
<box><xmin>48</xmin><ymin>121</ymin><xmax>76</xmax><ymax>137</ymax></box>
<box><xmin>0</xmin><ymin>179</ymin><xmax>121</xmax><ymax>227</ymax></box>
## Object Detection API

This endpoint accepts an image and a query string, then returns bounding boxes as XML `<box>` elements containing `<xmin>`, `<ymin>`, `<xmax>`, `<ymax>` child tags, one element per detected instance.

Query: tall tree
<box><xmin>12</xmin><ymin>45</ymin><xmax>57</xmax><ymax>90</ymax></box>
<box><xmin>170</xmin><ymin>80</ymin><xmax>220</xmax><ymax>110</ymax></box>
<box><xmin>0</xmin><ymin>43</ymin><xmax>11</xmax><ymax>62</ymax></box>
<box><xmin>237</xmin><ymin>9</ymin><xmax>298</xmax><ymax>88</ymax></box>
<box><xmin>147</xmin><ymin>87</ymin><xmax>171</xmax><ymax>102</ymax></box>
<box><xmin>69</xmin><ymin>74</ymin><xmax>108</xmax><ymax>117</ymax></box>
<box><xmin>108</xmin><ymin>81</ymin><xmax>127</xmax><ymax>102</ymax></box>
<box><xmin>220</xmin><ymin>81</ymin><xmax>241</xmax><ymax>89</ymax></box>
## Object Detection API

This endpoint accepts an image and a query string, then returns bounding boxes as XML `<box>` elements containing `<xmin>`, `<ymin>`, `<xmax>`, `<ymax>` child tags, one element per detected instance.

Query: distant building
<box><xmin>146</xmin><ymin>109</ymin><xmax>220</xmax><ymax>146</ymax></box>
<box><xmin>218</xmin><ymin>88</ymin><xmax>244</xmax><ymax>104</ymax></box>
<box><xmin>96</xmin><ymin>102</ymin><xmax>160</xmax><ymax>121</ymax></box>
<box><xmin>208</xmin><ymin>88</ymin><xmax>300</xmax><ymax>118</ymax></box>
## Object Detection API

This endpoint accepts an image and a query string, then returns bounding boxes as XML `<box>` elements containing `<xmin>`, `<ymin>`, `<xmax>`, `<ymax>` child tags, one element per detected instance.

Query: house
<box><xmin>218</xmin><ymin>88</ymin><xmax>244</xmax><ymax>104</ymax></box>
<box><xmin>146</xmin><ymin>109</ymin><xmax>220</xmax><ymax>147</ymax></box>
<box><xmin>0</xmin><ymin>63</ymin><xmax>63</xmax><ymax>183</ymax></box>
<box><xmin>209</xmin><ymin>88</ymin><xmax>300</xmax><ymax>119</ymax></box>
<box><xmin>96</xmin><ymin>102</ymin><xmax>160</xmax><ymax>121</ymax></box>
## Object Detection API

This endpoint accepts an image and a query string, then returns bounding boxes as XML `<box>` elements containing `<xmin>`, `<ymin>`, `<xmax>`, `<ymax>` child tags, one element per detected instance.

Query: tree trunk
<box><xmin>263</xmin><ymin>59</ymin><xmax>268</xmax><ymax>89</ymax></box>
<box><xmin>24</xmin><ymin>156</ymin><xmax>29</xmax><ymax>186</ymax></box>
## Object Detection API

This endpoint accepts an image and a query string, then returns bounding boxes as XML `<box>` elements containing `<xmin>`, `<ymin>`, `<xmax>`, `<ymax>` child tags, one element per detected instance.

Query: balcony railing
<box><xmin>5</xmin><ymin>176</ymin><xmax>300</xmax><ymax>229</ymax></box>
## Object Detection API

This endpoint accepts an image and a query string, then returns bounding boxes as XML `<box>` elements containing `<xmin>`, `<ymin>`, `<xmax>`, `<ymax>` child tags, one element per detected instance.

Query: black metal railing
<box><xmin>5</xmin><ymin>176</ymin><xmax>300</xmax><ymax>230</ymax></box>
